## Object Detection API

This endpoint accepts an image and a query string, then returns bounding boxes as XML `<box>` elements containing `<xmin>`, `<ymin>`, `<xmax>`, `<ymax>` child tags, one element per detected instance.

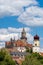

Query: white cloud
<box><xmin>8</xmin><ymin>27</ymin><xmax>30</xmax><ymax>33</ymax></box>
<box><xmin>18</xmin><ymin>6</ymin><xmax>43</xmax><ymax>26</ymax></box>
<box><xmin>26</xmin><ymin>33</ymin><xmax>33</xmax><ymax>43</ymax></box>
<box><xmin>0</xmin><ymin>27</ymin><xmax>33</xmax><ymax>43</ymax></box>
<box><xmin>0</xmin><ymin>0</ymin><xmax>43</xmax><ymax>26</ymax></box>
<box><xmin>0</xmin><ymin>27</ymin><xmax>30</xmax><ymax>34</ymax></box>
<box><xmin>0</xmin><ymin>33</ymin><xmax>18</xmax><ymax>41</ymax></box>
<box><xmin>0</xmin><ymin>42</ymin><xmax>5</xmax><ymax>48</ymax></box>
<box><xmin>0</xmin><ymin>0</ymin><xmax>37</xmax><ymax>17</ymax></box>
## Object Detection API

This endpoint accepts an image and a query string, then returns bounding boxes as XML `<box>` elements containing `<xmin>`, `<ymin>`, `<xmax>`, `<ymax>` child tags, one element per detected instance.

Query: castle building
<box><xmin>33</xmin><ymin>34</ymin><xmax>40</xmax><ymax>53</ymax></box>
<box><xmin>5</xmin><ymin>38</ymin><xmax>15</xmax><ymax>48</ymax></box>
<box><xmin>5</xmin><ymin>28</ymin><xmax>32</xmax><ymax>53</ymax></box>
<box><xmin>5</xmin><ymin>28</ymin><xmax>33</xmax><ymax>65</ymax></box>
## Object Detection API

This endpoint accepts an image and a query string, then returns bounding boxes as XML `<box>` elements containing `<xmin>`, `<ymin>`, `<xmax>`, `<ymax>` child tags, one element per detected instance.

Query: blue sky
<box><xmin>37</xmin><ymin>0</ymin><xmax>43</xmax><ymax>7</ymax></box>
<box><xmin>0</xmin><ymin>0</ymin><xmax>43</xmax><ymax>47</ymax></box>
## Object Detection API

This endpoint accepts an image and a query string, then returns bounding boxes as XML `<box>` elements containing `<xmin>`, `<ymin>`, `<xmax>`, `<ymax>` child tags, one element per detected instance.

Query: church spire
<box><xmin>22</xmin><ymin>28</ymin><xmax>26</xmax><ymax>33</ymax></box>
<box><xmin>20</xmin><ymin>28</ymin><xmax>27</xmax><ymax>40</ymax></box>
<box><xmin>22</xmin><ymin>28</ymin><xmax>26</xmax><ymax>37</ymax></box>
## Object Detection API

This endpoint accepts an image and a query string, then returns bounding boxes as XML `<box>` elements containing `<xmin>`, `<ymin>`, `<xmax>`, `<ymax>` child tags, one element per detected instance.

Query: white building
<box><xmin>33</xmin><ymin>34</ymin><xmax>40</xmax><ymax>53</ymax></box>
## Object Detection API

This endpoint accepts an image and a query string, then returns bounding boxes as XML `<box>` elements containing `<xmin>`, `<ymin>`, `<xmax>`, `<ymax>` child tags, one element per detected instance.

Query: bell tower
<box><xmin>33</xmin><ymin>34</ymin><xmax>40</xmax><ymax>53</ymax></box>
<box><xmin>33</xmin><ymin>34</ymin><xmax>40</xmax><ymax>47</ymax></box>
<box><xmin>22</xmin><ymin>28</ymin><xmax>26</xmax><ymax>37</ymax></box>
<box><xmin>20</xmin><ymin>28</ymin><xmax>27</xmax><ymax>41</ymax></box>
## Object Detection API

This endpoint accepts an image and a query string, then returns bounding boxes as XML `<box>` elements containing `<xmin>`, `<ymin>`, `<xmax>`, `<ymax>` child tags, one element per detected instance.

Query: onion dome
<box><xmin>34</xmin><ymin>34</ymin><xmax>39</xmax><ymax>40</ymax></box>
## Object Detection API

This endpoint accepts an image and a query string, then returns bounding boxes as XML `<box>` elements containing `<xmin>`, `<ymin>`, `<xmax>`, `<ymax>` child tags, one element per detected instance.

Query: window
<box><xmin>35</xmin><ymin>44</ymin><xmax>37</xmax><ymax>46</ymax></box>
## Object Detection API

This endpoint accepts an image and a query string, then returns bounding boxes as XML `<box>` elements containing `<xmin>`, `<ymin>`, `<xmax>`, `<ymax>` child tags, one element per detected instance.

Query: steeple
<box><xmin>10</xmin><ymin>38</ymin><xmax>13</xmax><ymax>42</ymax></box>
<box><xmin>22</xmin><ymin>28</ymin><xmax>26</xmax><ymax>33</ymax></box>
<box><xmin>20</xmin><ymin>28</ymin><xmax>27</xmax><ymax>40</ymax></box>
<box><xmin>22</xmin><ymin>28</ymin><xmax>26</xmax><ymax>37</ymax></box>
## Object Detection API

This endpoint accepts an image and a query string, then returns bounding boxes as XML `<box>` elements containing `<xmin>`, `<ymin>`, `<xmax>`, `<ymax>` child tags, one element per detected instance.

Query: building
<box><xmin>5</xmin><ymin>38</ymin><xmax>15</xmax><ymax>48</ymax></box>
<box><xmin>20</xmin><ymin>28</ymin><xmax>27</xmax><ymax>41</ymax></box>
<box><xmin>5</xmin><ymin>28</ymin><xmax>32</xmax><ymax>52</ymax></box>
<box><xmin>5</xmin><ymin>28</ymin><xmax>32</xmax><ymax>64</ymax></box>
<box><xmin>5</xmin><ymin>28</ymin><xmax>43</xmax><ymax>65</ymax></box>
<box><xmin>33</xmin><ymin>34</ymin><xmax>40</xmax><ymax>53</ymax></box>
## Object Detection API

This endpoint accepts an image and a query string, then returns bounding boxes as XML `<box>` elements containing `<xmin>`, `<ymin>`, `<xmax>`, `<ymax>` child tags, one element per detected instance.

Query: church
<box><xmin>5</xmin><ymin>28</ymin><xmax>32</xmax><ymax>52</ymax></box>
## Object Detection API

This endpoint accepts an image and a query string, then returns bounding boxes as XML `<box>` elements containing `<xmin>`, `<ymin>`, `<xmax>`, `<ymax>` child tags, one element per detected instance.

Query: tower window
<box><xmin>35</xmin><ymin>44</ymin><xmax>37</xmax><ymax>46</ymax></box>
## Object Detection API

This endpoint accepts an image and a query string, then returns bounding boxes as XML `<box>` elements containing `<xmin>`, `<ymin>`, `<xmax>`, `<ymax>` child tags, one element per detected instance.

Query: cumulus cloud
<box><xmin>0</xmin><ymin>33</ymin><xmax>18</xmax><ymax>41</ymax></box>
<box><xmin>18</xmin><ymin>6</ymin><xmax>43</xmax><ymax>26</ymax></box>
<box><xmin>0</xmin><ymin>42</ymin><xmax>5</xmax><ymax>48</ymax></box>
<box><xmin>26</xmin><ymin>33</ymin><xmax>33</xmax><ymax>43</ymax></box>
<box><xmin>0</xmin><ymin>27</ymin><xmax>30</xmax><ymax>34</ymax></box>
<box><xmin>8</xmin><ymin>27</ymin><xmax>30</xmax><ymax>33</ymax></box>
<box><xmin>0</xmin><ymin>0</ymin><xmax>37</xmax><ymax>17</ymax></box>
<box><xmin>0</xmin><ymin>0</ymin><xmax>43</xmax><ymax>26</ymax></box>
<box><xmin>0</xmin><ymin>27</ymin><xmax>33</xmax><ymax>43</ymax></box>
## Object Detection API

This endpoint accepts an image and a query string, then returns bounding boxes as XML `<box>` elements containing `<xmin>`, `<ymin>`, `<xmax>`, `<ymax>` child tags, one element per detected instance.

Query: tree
<box><xmin>0</xmin><ymin>48</ymin><xmax>16</xmax><ymax>65</ymax></box>
<box><xmin>21</xmin><ymin>53</ymin><xmax>43</xmax><ymax>65</ymax></box>
<box><xmin>26</xmin><ymin>46</ymin><xmax>32</xmax><ymax>53</ymax></box>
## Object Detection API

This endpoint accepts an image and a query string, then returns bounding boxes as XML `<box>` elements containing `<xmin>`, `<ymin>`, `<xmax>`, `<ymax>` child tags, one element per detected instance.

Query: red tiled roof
<box><xmin>15</xmin><ymin>40</ymin><xmax>26</xmax><ymax>47</ymax></box>
<box><xmin>6</xmin><ymin>41</ymin><xmax>12</xmax><ymax>45</ymax></box>
<box><xmin>39</xmin><ymin>53</ymin><xmax>43</xmax><ymax>56</ymax></box>
<box><xmin>6</xmin><ymin>48</ymin><xmax>15</xmax><ymax>52</ymax></box>
<box><xmin>26</xmin><ymin>43</ymin><xmax>32</xmax><ymax>48</ymax></box>
<box><xmin>6</xmin><ymin>40</ymin><xmax>32</xmax><ymax>48</ymax></box>
<box><xmin>12</xmin><ymin>56</ymin><xmax>19</xmax><ymax>59</ymax></box>
<box><xmin>12</xmin><ymin>57</ymin><xmax>23</xmax><ymax>65</ymax></box>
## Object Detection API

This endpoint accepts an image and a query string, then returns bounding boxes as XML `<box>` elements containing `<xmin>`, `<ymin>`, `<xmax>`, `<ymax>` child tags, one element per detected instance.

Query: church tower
<box><xmin>33</xmin><ymin>34</ymin><xmax>40</xmax><ymax>53</ymax></box>
<box><xmin>20</xmin><ymin>28</ymin><xmax>27</xmax><ymax>41</ymax></box>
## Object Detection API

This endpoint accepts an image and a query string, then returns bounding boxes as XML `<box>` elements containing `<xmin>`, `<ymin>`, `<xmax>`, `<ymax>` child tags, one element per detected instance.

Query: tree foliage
<box><xmin>0</xmin><ymin>48</ymin><xmax>16</xmax><ymax>65</ymax></box>
<box><xmin>21</xmin><ymin>53</ymin><xmax>43</xmax><ymax>65</ymax></box>
<box><xmin>26</xmin><ymin>46</ymin><xmax>32</xmax><ymax>53</ymax></box>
